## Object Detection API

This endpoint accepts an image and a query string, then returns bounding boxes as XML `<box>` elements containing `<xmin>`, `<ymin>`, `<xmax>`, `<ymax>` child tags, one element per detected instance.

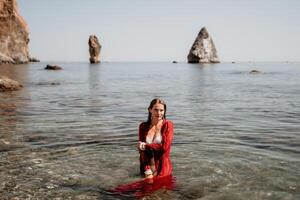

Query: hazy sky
<box><xmin>18</xmin><ymin>0</ymin><xmax>300</xmax><ymax>62</ymax></box>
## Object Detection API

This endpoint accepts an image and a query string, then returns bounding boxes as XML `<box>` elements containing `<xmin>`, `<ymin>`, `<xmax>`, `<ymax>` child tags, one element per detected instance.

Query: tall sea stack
<box><xmin>88</xmin><ymin>35</ymin><xmax>101</xmax><ymax>64</ymax></box>
<box><xmin>187</xmin><ymin>27</ymin><xmax>220</xmax><ymax>63</ymax></box>
<box><xmin>0</xmin><ymin>0</ymin><xmax>30</xmax><ymax>64</ymax></box>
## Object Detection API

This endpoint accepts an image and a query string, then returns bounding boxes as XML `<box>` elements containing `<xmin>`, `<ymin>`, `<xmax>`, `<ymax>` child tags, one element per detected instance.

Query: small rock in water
<box><xmin>68</xmin><ymin>147</ymin><xmax>78</xmax><ymax>155</ymax></box>
<box><xmin>47</xmin><ymin>170</ymin><xmax>54</xmax><ymax>175</ymax></box>
<box><xmin>249</xmin><ymin>69</ymin><xmax>263</xmax><ymax>74</ymax></box>
<box><xmin>32</xmin><ymin>158</ymin><xmax>43</xmax><ymax>164</ymax></box>
<box><xmin>45</xmin><ymin>183</ymin><xmax>57</xmax><ymax>189</ymax></box>
<box><xmin>289</xmin><ymin>186</ymin><xmax>296</xmax><ymax>190</ymax></box>
<box><xmin>36</xmin><ymin>82</ymin><xmax>60</xmax><ymax>86</ymax></box>
<box><xmin>29</xmin><ymin>57</ymin><xmax>40</xmax><ymax>62</ymax></box>
<box><xmin>0</xmin><ymin>76</ymin><xmax>23</xmax><ymax>92</ymax></box>
<box><xmin>45</xmin><ymin>64</ymin><xmax>62</xmax><ymax>70</ymax></box>
<box><xmin>0</xmin><ymin>139</ymin><xmax>10</xmax><ymax>145</ymax></box>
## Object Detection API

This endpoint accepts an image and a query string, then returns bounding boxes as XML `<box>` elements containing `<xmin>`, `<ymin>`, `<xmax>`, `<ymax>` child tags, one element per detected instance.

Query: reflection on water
<box><xmin>0</xmin><ymin>62</ymin><xmax>300</xmax><ymax>199</ymax></box>
<box><xmin>0</xmin><ymin>63</ymin><xmax>30</xmax><ymax>154</ymax></box>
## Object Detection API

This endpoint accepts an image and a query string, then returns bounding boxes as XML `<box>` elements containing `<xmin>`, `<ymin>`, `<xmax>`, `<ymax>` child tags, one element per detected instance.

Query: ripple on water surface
<box><xmin>0</xmin><ymin>62</ymin><xmax>300</xmax><ymax>199</ymax></box>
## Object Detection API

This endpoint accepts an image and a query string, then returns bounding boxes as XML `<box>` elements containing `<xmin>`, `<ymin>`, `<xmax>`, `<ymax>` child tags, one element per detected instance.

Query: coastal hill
<box><xmin>0</xmin><ymin>0</ymin><xmax>30</xmax><ymax>64</ymax></box>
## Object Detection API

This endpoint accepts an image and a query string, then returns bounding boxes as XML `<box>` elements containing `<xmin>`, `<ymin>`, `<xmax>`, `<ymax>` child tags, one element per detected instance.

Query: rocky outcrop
<box><xmin>0</xmin><ymin>0</ymin><xmax>30</xmax><ymax>64</ymax></box>
<box><xmin>29</xmin><ymin>57</ymin><xmax>40</xmax><ymax>62</ymax></box>
<box><xmin>88</xmin><ymin>35</ymin><xmax>101</xmax><ymax>64</ymax></box>
<box><xmin>187</xmin><ymin>27</ymin><xmax>220</xmax><ymax>63</ymax></box>
<box><xmin>0</xmin><ymin>76</ymin><xmax>23</xmax><ymax>92</ymax></box>
<box><xmin>45</xmin><ymin>64</ymin><xmax>62</xmax><ymax>70</ymax></box>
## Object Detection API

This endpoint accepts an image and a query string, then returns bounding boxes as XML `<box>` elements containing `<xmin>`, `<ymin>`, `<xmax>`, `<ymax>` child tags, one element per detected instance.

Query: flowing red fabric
<box><xmin>108</xmin><ymin>120</ymin><xmax>175</xmax><ymax>198</ymax></box>
<box><xmin>109</xmin><ymin>175</ymin><xmax>175</xmax><ymax>198</ymax></box>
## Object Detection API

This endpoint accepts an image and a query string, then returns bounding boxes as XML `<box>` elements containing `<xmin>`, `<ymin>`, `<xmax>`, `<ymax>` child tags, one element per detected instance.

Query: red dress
<box><xmin>139</xmin><ymin>119</ymin><xmax>174</xmax><ymax>177</ymax></box>
<box><xmin>108</xmin><ymin>120</ymin><xmax>175</xmax><ymax>197</ymax></box>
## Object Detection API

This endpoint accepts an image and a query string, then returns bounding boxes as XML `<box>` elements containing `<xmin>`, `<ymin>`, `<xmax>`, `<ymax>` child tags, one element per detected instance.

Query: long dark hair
<box><xmin>147</xmin><ymin>98</ymin><xmax>167</xmax><ymax>123</ymax></box>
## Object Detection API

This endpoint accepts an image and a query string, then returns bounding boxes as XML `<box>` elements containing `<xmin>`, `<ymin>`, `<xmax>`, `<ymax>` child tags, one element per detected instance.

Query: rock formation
<box><xmin>0</xmin><ymin>76</ymin><xmax>23</xmax><ymax>92</ymax></box>
<box><xmin>88</xmin><ymin>35</ymin><xmax>101</xmax><ymax>64</ymax></box>
<box><xmin>45</xmin><ymin>64</ymin><xmax>62</xmax><ymax>70</ymax></box>
<box><xmin>187</xmin><ymin>27</ymin><xmax>220</xmax><ymax>63</ymax></box>
<box><xmin>0</xmin><ymin>0</ymin><xmax>30</xmax><ymax>64</ymax></box>
<box><xmin>29</xmin><ymin>57</ymin><xmax>40</xmax><ymax>62</ymax></box>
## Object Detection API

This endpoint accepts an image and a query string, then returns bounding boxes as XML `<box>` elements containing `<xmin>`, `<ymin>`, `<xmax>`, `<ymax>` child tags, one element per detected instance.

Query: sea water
<box><xmin>0</xmin><ymin>62</ymin><xmax>299</xmax><ymax>199</ymax></box>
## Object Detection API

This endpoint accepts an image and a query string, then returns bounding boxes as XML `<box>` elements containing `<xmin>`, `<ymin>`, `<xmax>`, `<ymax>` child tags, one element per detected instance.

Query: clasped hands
<box><xmin>137</xmin><ymin>141</ymin><xmax>146</xmax><ymax>151</ymax></box>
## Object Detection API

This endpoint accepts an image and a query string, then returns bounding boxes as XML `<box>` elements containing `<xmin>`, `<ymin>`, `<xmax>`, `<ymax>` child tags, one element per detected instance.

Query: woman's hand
<box><xmin>137</xmin><ymin>141</ymin><xmax>146</xmax><ymax>151</ymax></box>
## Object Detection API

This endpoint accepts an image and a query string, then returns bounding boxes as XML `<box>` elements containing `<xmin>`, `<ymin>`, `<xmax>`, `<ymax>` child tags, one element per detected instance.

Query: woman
<box><xmin>137</xmin><ymin>98</ymin><xmax>174</xmax><ymax>178</ymax></box>
<box><xmin>109</xmin><ymin>98</ymin><xmax>175</xmax><ymax>197</ymax></box>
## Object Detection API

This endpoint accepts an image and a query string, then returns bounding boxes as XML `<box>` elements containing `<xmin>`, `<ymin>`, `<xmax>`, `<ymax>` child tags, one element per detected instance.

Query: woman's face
<box><xmin>149</xmin><ymin>103</ymin><xmax>165</xmax><ymax>121</ymax></box>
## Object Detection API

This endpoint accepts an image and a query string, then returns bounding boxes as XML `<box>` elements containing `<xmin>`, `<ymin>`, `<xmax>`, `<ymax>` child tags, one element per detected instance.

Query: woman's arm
<box><xmin>138</xmin><ymin>122</ymin><xmax>147</xmax><ymax>151</ymax></box>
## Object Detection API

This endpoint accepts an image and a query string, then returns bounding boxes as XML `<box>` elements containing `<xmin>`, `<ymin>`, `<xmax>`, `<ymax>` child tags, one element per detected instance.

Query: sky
<box><xmin>18</xmin><ymin>0</ymin><xmax>300</xmax><ymax>62</ymax></box>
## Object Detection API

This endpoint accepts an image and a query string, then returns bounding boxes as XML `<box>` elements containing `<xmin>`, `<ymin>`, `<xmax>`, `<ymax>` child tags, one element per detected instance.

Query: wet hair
<box><xmin>147</xmin><ymin>98</ymin><xmax>167</xmax><ymax>123</ymax></box>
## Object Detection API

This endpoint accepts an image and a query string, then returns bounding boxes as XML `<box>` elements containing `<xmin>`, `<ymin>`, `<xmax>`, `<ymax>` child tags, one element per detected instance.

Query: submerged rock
<box><xmin>0</xmin><ymin>76</ymin><xmax>23</xmax><ymax>92</ymax></box>
<box><xmin>0</xmin><ymin>139</ymin><xmax>23</xmax><ymax>152</ymax></box>
<box><xmin>249</xmin><ymin>69</ymin><xmax>263</xmax><ymax>74</ymax></box>
<box><xmin>0</xmin><ymin>0</ymin><xmax>30</xmax><ymax>64</ymax></box>
<box><xmin>88</xmin><ymin>35</ymin><xmax>101</xmax><ymax>64</ymax></box>
<box><xmin>45</xmin><ymin>65</ymin><xmax>62</xmax><ymax>70</ymax></box>
<box><xmin>187</xmin><ymin>27</ymin><xmax>220</xmax><ymax>63</ymax></box>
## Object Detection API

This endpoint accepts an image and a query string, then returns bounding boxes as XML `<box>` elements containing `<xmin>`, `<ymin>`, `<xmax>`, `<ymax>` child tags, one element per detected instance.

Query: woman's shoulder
<box><xmin>139</xmin><ymin>121</ymin><xmax>149</xmax><ymax>129</ymax></box>
<box><xmin>164</xmin><ymin>119</ymin><xmax>173</xmax><ymax>124</ymax></box>
<box><xmin>163</xmin><ymin>119</ymin><xmax>174</xmax><ymax>127</ymax></box>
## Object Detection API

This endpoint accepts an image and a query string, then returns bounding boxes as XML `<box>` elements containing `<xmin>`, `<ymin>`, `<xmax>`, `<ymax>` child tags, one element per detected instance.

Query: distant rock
<box><xmin>187</xmin><ymin>27</ymin><xmax>220</xmax><ymax>63</ymax></box>
<box><xmin>0</xmin><ymin>76</ymin><xmax>23</xmax><ymax>92</ymax></box>
<box><xmin>36</xmin><ymin>82</ymin><xmax>60</xmax><ymax>86</ymax></box>
<box><xmin>88</xmin><ymin>35</ymin><xmax>101</xmax><ymax>64</ymax></box>
<box><xmin>172</xmin><ymin>61</ymin><xmax>178</xmax><ymax>63</ymax></box>
<box><xmin>45</xmin><ymin>65</ymin><xmax>62</xmax><ymax>70</ymax></box>
<box><xmin>0</xmin><ymin>0</ymin><xmax>30</xmax><ymax>64</ymax></box>
<box><xmin>249</xmin><ymin>69</ymin><xmax>263</xmax><ymax>74</ymax></box>
<box><xmin>29</xmin><ymin>57</ymin><xmax>40</xmax><ymax>62</ymax></box>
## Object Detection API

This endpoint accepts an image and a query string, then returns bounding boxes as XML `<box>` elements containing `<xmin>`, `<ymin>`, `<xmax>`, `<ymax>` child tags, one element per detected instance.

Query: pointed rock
<box><xmin>187</xmin><ymin>27</ymin><xmax>220</xmax><ymax>63</ymax></box>
<box><xmin>0</xmin><ymin>0</ymin><xmax>30</xmax><ymax>64</ymax></box>
<box><xmin>88</xmin><ymin>35</ymin><xmax>101</xmax><ymax>64</ymax></box>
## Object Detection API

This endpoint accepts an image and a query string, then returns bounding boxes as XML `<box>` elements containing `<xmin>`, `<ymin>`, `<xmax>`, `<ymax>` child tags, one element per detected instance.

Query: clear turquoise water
<box><xmin>0</xmin><ymin>62</ymin><xmax>299</xmax><ymax>199</ymax></box>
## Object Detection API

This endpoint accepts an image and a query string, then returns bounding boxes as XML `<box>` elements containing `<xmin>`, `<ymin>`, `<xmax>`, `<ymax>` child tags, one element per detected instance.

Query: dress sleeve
<box><xmin>145</xmin><ymin>121</ymin><xmax>173</xmax><ymax>152</ymax></box>
<box><xmin>138</xmin><ymin>123</ymin><xmax>143</xmax><ymax>142</ymax></box>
